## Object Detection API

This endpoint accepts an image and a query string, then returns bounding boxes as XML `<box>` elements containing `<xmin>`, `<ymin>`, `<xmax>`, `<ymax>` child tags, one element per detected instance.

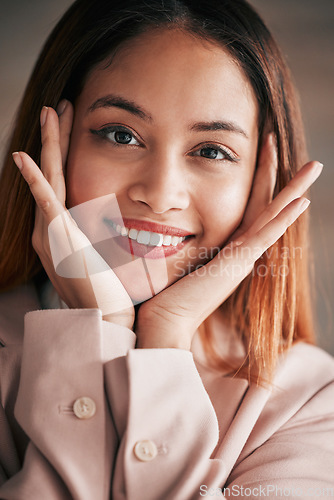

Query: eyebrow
<box><xmin>88</xmin><ymin>93</ymin><xmax>248</xmax><ymax>138</ymax></box>
<box><xmin>189</xmin><ymin>121</ymin><xmax>248</xmax><ymax>138</ymax></box>
<box><xmin>87</xmin><ymin>94</ymin><xmax>152</xmax><ymax>121</ymax></box>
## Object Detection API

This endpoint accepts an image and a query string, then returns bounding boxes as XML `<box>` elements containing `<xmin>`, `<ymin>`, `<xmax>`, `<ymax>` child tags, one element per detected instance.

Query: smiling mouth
<box><xmin>103</xmin><ymin>218</ymin><xmax>194</xmax><ymax>247</ymax></box>
<box><xmin>103</xmin><ymin>217</ymin><xmax>195</xmax><ymax>260</ymax></box>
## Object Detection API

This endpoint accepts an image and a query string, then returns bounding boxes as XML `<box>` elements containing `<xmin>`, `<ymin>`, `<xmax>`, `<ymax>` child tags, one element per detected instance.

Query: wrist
<box><xmin>102</xmin><ymin>312</ymin><xmax>134</xmax><ymax>330</ymax></box>
<box><xmin>136</xmin><ymin>330</ymin><xmax>191</xmax><ymax>350</ymax></box>
<box><xmin>135</xmin><ymin>305</ymin><xmax>192</xmax><ymax>350</ymax></box>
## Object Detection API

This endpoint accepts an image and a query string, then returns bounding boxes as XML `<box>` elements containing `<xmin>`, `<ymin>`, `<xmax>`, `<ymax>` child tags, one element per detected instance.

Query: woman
<box><xmin>0</xmin><ymin>0</ymin><xmax>333</xmax><ymax>498</ymax></box>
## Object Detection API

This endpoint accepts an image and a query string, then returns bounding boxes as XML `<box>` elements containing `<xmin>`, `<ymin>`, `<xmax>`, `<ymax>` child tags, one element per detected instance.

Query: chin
<box><xmin>111</xmin><ymin>257</ymin><xmax>171</xmax><ymax>305</ymax></box>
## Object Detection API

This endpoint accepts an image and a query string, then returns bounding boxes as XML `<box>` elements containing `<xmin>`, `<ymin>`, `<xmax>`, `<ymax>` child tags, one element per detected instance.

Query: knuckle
<box><xmin>26</xmin><ymin>175</ymin><xmax>38</xmax><ymax>189</ymax></box>
<box><xmin>36</xmin><ymin>197</ymin><xmax>51</xmax><ymax>214</ymax></box>
<box><xmin>42</xmin><ymin>134</ymin><xmax>59</xmax><ymax>147</ymax></box>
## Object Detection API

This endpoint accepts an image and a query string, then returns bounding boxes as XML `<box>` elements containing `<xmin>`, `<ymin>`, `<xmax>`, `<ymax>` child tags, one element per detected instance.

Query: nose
<box><xmin>127</xmin><ymin>151</ymin><xmax>190</xmax><ymax>214</ymax></box>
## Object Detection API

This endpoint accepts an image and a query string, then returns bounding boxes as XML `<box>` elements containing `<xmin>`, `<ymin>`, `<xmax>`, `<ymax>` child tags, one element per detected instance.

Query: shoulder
<box><xmin>274</xmin><ymin>341</ymin><xmax>334</xmax><ymax>401</ymax></box>
<box><xmin>227</xmin><ymin>344</ymin><xmax>334</xmax><ymax>488</ymax></box>
<box><xmin>272</xmin><ymin>341</ymin><xmax>334</xmax><ymax>421</ymax></box>
<box><xmin>232</xmin><ymin>343</ymin><xmax>334</xmax><ymax>468</ymax></box>
<box><xmin>250</xmin><ymin>342</ymin><xmax>334</xmax><ymax>443</ymax></box>
<box><xmin>264</xmin><ymin>342</ymin><xmax>334</xmax><ymax>420</ymax></box>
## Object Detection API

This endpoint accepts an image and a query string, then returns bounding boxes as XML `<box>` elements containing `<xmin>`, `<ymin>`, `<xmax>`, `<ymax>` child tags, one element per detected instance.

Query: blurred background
<box><xmin>0</xmin><ymin>0</ymin><xmax>333</xmax><ymax>354</ymax></box>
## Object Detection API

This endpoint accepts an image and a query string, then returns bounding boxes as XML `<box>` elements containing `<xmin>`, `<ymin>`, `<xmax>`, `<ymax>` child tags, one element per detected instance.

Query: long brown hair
<box><xmin>0</xmin><ymin>0</ymin><xmax>314</xmax><ymax>383</ymax></box>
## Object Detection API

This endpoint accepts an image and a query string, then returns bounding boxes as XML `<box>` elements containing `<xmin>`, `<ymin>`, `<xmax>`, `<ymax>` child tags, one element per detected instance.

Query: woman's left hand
<box><xmin>135</xmin><ymin>137</ymin><xmax>323</xmax><ymax>350</ymax></box>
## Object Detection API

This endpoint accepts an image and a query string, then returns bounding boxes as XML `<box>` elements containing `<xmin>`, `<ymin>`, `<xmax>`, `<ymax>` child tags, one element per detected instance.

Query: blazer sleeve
<box><xmin>0</xmin><ymin>309</ymin><xmax>136</xmax><ymax>500</ymax></box>
<box><xmin>224</xmin><ymin>380</ymin><xmax>334</xmax><ymax>498</ymax></box>
<box><xmin>0</xmin><ymin>311</ymin><xmax>226</xmax><ymax>500</ymax></box>
<box><xmin>105</xmin><ymin>348</ymin><xmax>225</xmax><ymax>500</ymax></box>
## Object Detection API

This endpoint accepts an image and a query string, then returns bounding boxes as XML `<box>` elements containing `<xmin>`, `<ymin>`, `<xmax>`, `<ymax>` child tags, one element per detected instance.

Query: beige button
<box><xmin>73</xmin><ymin>397</ymin><xmax>96</xmax><ymax>419</ymax></box>
<box><xmin>134</xmin><ymin>440</ymin><xmax>158</xmax><ymax>462</ymax></box>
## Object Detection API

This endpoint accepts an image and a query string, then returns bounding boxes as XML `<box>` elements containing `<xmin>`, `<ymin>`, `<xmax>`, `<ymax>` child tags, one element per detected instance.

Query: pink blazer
<box><xmin>0</xmin><ymin>283</ymin><xmax>333</xmax><ymax>499</ymax></box>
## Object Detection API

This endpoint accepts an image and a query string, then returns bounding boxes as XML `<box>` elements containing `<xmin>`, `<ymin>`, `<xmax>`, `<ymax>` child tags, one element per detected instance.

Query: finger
<box><xmin>13</xmin><ymin>151</ymin><xmax>65</xmax><ymax>223</ymax></box>
<box><xmin>56</xmin><ymin>99</ymin><xmax>74</xmax><ymax>169</ymax></box>
<box><xmin>190</xmin><ymin>197</ymin><xmax>310</xmax><ymax>314</ymax></box>
<box><xmin>240</xmin><ymin>196</ymin><xmax>310</xmax><ymax>264</ymax></box>
<box><xmin>244</xmin><ymin>133</ymin><xmax>278</xmax><ymax>221</ymax></box>
<box><xmin>244</xmin><ymin>160</ymin><xmax>322</xmax><ymax>237</ymax></box>
<box><xmin>40</xmin><ymin>106</ymin><xmax>65</xmax><ymax>202</ymax></box>
<box><xmin>229</xmin><ymin>133</ymin><xmax>278</xmax><ymax>242</ymax></box>
<box><xmin>203</xmin><ymin>198</ymin><xmax>311</xmax><ymax>308</ymax></box>
<box><xmin>46</xmin><ymin>212</ymin><xmax>134</xmax><ymax>314</ymax></box>
<box><xmin>13</xmin><ymin>151</ymin><xmax>106</xmax><ymax>273</ymax></box>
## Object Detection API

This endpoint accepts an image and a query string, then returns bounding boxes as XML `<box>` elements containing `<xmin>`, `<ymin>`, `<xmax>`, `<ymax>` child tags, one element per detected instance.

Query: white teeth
<box><xmin>137</xmin><ymin>230</ymin><xmax>150</xmax><ymax>245</ymax></box>
<box><xmin>149</xmin><ymin>232</ymin><xmax>163</xmax><ymax>247</ymax></box>
<box><xmin>162</xmin><ymin>235</ymin><xmax>172</xmax><ymax>246</ymax></box>
<box><xmin>171</xmin><ymin>236</ymin><xmax>180</xmax><ymax>247</ymax></box>
<box><xmin>149</xmin><ymin>233</ymin><xmax>163</xmax><ymax>247</ymax></box>
<box><xmin>107</xmin><ymin>220</ymin><xmax>187</xmax><ymax>247</ymax></box>
<box><xmin>128</xmin><ymin>228</ymin><xmax>138</xmax><ymax>240</ymax></box>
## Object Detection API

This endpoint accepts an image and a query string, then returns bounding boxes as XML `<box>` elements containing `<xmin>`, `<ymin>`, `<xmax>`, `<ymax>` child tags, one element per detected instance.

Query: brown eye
<box><xmin>90</xmin><ymin>125</ymin><xmax>141</xmax><ymax>146</ymax></box>
<box><xmin>114</xmin><ymin>130</ymin><xmax>133</xmax><ymax>144</ymax></box>
<box><xmin>191</xmin><ymin>143</ymin><xmax>238</xmax><ymax>162</ymax></box>
<box><xmin>200</xmin><ymin>147</ymin><xmax>220</xmax><ymax>159</ymax></box>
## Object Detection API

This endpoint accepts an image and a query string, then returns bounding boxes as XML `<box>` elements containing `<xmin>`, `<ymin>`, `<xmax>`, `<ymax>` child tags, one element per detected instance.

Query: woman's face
<box><xmin>65</xmin><ymin>28</ymin><xmax>259</xmax><ymax>303</ymax></box>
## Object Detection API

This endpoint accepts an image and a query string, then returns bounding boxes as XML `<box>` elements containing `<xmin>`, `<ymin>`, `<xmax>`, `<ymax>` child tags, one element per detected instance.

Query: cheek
<box><xmin>66</xmin><ymin>168</ymin><xmax>90</xmax><ymax>208</ymax></box>
<box><xmin>66</xmin><ymin>140</ymin><xmax>119</xmax><ymax>208</ymax></box>
<box><xmin>66</xmin><ymin>136</ymin><xmax>92</xmax><ymax>207</ymax></box>
<box><xmin>202</xmin><ymin>175</ymin><xmax>253</xmax><ymax>242</ymax></box>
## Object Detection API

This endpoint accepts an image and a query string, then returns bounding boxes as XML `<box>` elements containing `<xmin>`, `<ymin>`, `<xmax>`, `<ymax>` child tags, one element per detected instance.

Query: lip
<box><xmin>104</xmin><ymin>218</ymin><xmax>195</xmax><ymax>259</ymax></box>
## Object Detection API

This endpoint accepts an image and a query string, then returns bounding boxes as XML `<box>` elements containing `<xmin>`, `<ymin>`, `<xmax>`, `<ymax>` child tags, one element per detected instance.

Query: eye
<box><xmin>199</xmin><ymin>146</ymin><xmax>224</xmax><ymax>160</ymax></box>
<box><xmin>191</xmin><ymin>144</ymin><xmax>238</xmax><ymax>162</ymax></box>
<box><xmin>90</xmin><ymin>125</ymin><xmax>141</xmax><ymax>146</ymax></box>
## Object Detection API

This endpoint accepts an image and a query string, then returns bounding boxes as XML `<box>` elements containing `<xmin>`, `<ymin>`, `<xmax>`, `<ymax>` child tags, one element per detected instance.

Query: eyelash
<box><xmin>191</xmin><ymin>144</ymin><xmax>238</xmax><ymax>163</ymax></box>
<box><xmin>90</xmin><ymin>125</ymin><xmax>141</xmax><ymax>147</ymax></box>
<box><xmin>90</xmin><ymin>125</ymin><xmax>239</xmax><ymax>163</ymax></box>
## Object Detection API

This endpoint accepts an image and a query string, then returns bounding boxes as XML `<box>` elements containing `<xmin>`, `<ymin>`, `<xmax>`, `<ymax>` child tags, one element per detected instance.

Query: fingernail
<box><xmin>316</xmin><ymin>162</ymin><xmax>324</xmax><ymax>174</ymax></box>
<box><xmin>40</xmin><ymin>106</ymin><xmax>49</xmax><ymax>127</ymax></box>
<box><xmin>299</xmin><ymin>197</ymin><xmax>310</xmax><ymax>212</ymax></box>
<box><xmin>56</xmin><ymin>99</ymin><xmax>68</xmax><ymax>117</ymax></box>
<box><xmin>12</xmin><ymin>152</ymin><xmax>22</xmax><ymax>170</ymax></box>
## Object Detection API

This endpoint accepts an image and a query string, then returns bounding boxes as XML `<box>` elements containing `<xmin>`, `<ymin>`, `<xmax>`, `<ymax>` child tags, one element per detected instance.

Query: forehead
<box><xmin>78</xmin><ymin>28</ymin><xmax>258</xmax><ymax>131</ymax></box>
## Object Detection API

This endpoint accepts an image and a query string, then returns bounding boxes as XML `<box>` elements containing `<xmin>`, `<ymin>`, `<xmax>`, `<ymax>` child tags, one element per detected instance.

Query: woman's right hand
<box><xmin>12</xmin><ymin>101</ymin><xmax>135</xmax><ymax>329</ymax></box>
